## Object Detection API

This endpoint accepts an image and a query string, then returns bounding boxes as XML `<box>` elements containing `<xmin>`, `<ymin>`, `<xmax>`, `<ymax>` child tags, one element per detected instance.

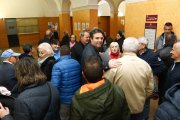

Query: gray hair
<box><xmin>80</xmin><ymin>30</ymin><xmax>89</xmax><ymax>37</ymax></box>
<box><xmin>123</xmin><ymin>37</ymin><xmax>139</xmax><ymax>53</ymax></box>
<box><xmin>138</xmin><ymin>37</ymin><xmax>148</xmax><ymax>45</ymax></box>
<box><xmin>38</xmin><ymin>43</ymin><xmax>54</xmax><ymax>56</ymax></box>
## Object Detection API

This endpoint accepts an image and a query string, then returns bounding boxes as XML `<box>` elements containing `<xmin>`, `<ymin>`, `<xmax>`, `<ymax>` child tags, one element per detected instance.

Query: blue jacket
<box><xmin>51</xmin><ymin>55</ymin><xmax>81</xmax><ymax>104</ymax></box>
<box><xmin>138</xmin><ymin>48</ymin><xmax>166</xmax><ymax>76</ymax></box>
<box><xmin>154</xmin><ymin>83</ymin><xmax>180</xmax><ymax>120</ymax></box>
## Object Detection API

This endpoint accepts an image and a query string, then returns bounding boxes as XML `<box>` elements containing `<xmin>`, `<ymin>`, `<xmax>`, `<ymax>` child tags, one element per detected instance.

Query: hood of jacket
<box><xmin>165</xmin><ymin>83</ymin><xmax>180</xmax><ymax>110</ymax></box>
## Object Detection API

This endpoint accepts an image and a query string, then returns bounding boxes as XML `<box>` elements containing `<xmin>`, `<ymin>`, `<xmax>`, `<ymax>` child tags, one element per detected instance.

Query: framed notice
<box><xmin>86</xmin><ymin>22</ymin><xmax>89</xmax><ymax>29</ymax></box>
<box><xmin>144</xmin><ymin>23</ymin><xmax>157</xmax><ymax>49</ymax></box>
<box><xmin>78</xmin><ymin>22</ymin><xmax>81</xmax><ymax>31</ymax></box>
<box><xmin>82</xmin><ymin>23</ymin><xmax>85</xmax><ymax>30</ymax></box>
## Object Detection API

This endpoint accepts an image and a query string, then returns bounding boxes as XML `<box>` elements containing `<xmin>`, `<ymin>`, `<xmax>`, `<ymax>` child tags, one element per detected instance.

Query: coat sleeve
<box><xmin>145</xmin><ymin>65</ymin><xmax>154</xmax><ymax>97</ymax></box>
<box><xmin>2</xmin><ymin>100</ymin><xmax>32</xmax><ymax>120</ymax></box>
<box><xmin>51</xmin><ymin>64</ymin><xmax>62</xmax><ymax>91</ymax></box>
<box><xmin>70</xmin><ymin>96</ymin><xmax>82</xmax><ymax>120</ymax></box>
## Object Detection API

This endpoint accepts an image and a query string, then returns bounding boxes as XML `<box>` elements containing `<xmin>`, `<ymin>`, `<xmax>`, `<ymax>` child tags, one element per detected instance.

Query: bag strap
<box><xmin>41</xmin><ymin>82</ymin><xmax>52</xmax><ymax>120</ymax></box>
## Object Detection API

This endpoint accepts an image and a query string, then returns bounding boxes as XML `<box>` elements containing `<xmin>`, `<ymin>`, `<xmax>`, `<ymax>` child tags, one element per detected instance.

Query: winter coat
<box><xmin>2</xmin><ymin>82</ymin><xmax>60</xmax><ymax>120</ymax></box>
<box><xmin>0</xmin><ymin>62</ymin><xmax>17</xmax><ymax>91</ymax></box>
<box><xmin>138</xmin><ymin>48</ymin><xmax>166</xmax><ymax>76</ymax></box>
<box><xmin>155</xmin><ymin>83</ymin><xmax>180</xmax><ymax>120</ymax></box>
<box><xmin>40</xmin><ymin>56</ymin><xmax>55</xmax><ymax>81</ymax></box>
<box><xmin>51</xmin><ymin>55</ymin><xmax>81</xmax><ymax>104</ymax></box>
<box><xmin>70</xmin><ymin>79</ymin><xmax>130</xmax><ymax>120</ymax></box>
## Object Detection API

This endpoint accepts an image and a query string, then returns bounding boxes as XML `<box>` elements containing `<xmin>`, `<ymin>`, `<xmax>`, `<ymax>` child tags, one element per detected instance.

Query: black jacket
<box><xmin>0</xmin><ymin>62</ymin><xmax>17</xmax><ymax>91</ymax></box>
<box><xmin>2</xmin><ymin>82</ymin><xmax>60</xmax><ymax>120</ymax></box>
<box><xmin>81</xmin><ymin>44</ymin><xmax>109</xmax><ymax>70</ymax></box>
<box><xmin>40</xmin><ymin>56</ymin><xmax>55</xmax><ymax>81</ymax></box>
<box><xmin>71</xmin><ymin>42</ymin><xmax>85</xmax><ymax>64</ymax></box>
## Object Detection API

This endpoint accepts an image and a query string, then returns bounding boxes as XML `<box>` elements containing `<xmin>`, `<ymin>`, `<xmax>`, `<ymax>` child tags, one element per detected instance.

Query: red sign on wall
<box><xmin>145</xmin><ymin>23</ymin><xmax>157</xmax><ymax>29</ymax></box>
<box><xmin>146</xmin><ymin>15</ymin><xmax>158</xmax><ymax>21</ymax></box>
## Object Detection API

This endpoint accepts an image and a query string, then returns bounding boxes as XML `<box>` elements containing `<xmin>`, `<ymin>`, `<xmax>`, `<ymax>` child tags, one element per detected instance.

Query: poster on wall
<box><xmin>86</xmin><ymin>22</ymin><xmax>89</xmax><ymax>29</ymax></box>
<box><xmin>82</xmin><ymin>23</ymin><xmax>85</xmax><ymax>30</ymax></box>
<box><xmin>144</xmin><ymin>23</ymin><xmax>157</xmax><ymax>49</ymax></box>
<box><xmin>78</xmin><ymin>22</ymin><xmax>81</xmax><ymax>31</ymax></box>
<box><xmin>74</xmin><ymin>22</ymin><xmax>77</xmax><ymax>31</ymax></box>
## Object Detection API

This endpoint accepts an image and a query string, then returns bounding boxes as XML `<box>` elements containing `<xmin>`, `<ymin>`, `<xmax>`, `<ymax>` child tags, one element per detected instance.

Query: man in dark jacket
<box><xmin>164</xmin><ymin>42</ymin><xmax>180</xmax><ymax>93</ymax></box>
<box><xmin>154</xmin><ymin>83</ymin><xmax>180</xmax><ymax>120</ymax></box>
<box><xmin>70</xmin><ymin>56</ymin><xmax>130</xmax><ymax>120</ymax></box>
<box><xmin>138</xmin><ymin>37</ymin><xmax>166</xmax><ymax>120</ymax></box>
<box><xmin>0</xmin><ymin>49</ymin><xmax>20</xmax><ymax>91</ymax></box>
<box><xmin>81</xmin><ymin>28</ymin><xmax>121</xmax><ymax>70</ymax></box>
<box><xmin>71</xmin><ymin>30</ymin><xmax>90</xmax><ymax>64</ymax></box>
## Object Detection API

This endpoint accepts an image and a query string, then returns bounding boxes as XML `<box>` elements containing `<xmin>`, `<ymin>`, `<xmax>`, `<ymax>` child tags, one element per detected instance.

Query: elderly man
<box><xmin>164</xmin><ymin>42</ymin><xmax>180</xmax><ymax>92</ymax></box>
<box><xmin>0</xmin><ymin>49</ymin><xmax>20</xmax><ymax>90</ymax></box>
<box><xmin>105</xmin><ymin>37</ymin><xmax>154</xmax><ymax>120</ymax></box>
<box><xmin>71</xmin><ymin>30</ymin><xmax>90</xmax><ymax>63</ymax></box>
<box><xmin>138</xmin><ymin>37</ymin><xmax>166</xmax><ymax>120</ymax></box>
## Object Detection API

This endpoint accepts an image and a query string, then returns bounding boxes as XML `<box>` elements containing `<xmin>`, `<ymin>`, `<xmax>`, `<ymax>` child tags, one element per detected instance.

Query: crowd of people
<box><xmin>0</xmin><ymin>22</ymin><xmax>180</xmax><ymax>120</ymax></box>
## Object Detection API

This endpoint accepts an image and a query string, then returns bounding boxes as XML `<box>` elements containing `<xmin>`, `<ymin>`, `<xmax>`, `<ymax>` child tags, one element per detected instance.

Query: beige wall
<box><xmin>125</xmin><ymin>0</ymin><xmax>180</xmax><ymax>39</ymax></box>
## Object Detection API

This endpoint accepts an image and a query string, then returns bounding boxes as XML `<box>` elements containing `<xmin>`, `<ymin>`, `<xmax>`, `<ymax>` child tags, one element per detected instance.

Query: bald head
<box><xmin>45</xmin><ymin>29</ymin><xmax>52</xmax><ymax>38</ymax></box>
<box><xmin>170</xmin><ymin>42</ymin><xmax>180</xmax><ymax>61</ymax></box>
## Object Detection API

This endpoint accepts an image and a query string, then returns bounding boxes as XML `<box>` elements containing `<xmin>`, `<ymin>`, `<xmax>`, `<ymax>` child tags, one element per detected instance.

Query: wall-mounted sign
<box><xmin>144</xmin><ymin>23</ymin><xmax>157</xmax><ymax>49</ymax></box>
<box><xmin>146</xmin><ymin>15</ymin><xmax>158</xmax><ymax>22</ymax></box>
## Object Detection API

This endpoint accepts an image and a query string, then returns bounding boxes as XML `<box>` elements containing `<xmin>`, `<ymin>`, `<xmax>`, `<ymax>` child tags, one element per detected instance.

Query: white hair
<box><xmin>123</xmin><ymin>37</ymin><xmax>139</xmax><ymax>53</ymax></box>
<box><xmin>38</xmin><ymin>43</ymin><xmax>54</xmax><ymax>56</ymax></box>
<box><xmin>110</xmin><ymin>42</ymin><xmax>119</xmax><ymax>50</ymax></box>
<box><xmin>138</xmin><ymin>36</ymin><xmax>148</xmax><ymax>45</ymax></box>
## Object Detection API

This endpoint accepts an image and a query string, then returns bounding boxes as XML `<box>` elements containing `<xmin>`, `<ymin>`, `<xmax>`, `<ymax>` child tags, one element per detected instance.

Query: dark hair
<box><xmin>83</xmin><ymin>56</ymin><xmax>103</xmax><ymax>83</ymax></box>
<box><xmin>22</xmin><ymin>43</ymin><xmax>32</xmax><ymax>54</ymax></box>
<box><xmin>117</xmin><ymin>30</ymin><xmax>125</xmax><ymax>39</ymax></box>
<box><xmin>60</xmin><ymin>45</ymin><xmax>70</xmax><ymax>56</ymax></box>
<box><xmin>90</xmin><ymin>28</ymin><xmax>104</xmax><ymax>39</ymax></box>
<box><xmin>50</xmin><ymin>38</ymin><xmax>60</xmax><ymax>45</ymax></box>
<box><xmin>164</xmin><ymin>22</ymin><xmax>172</xmax><ymax>27</ymax></box>
<box><xmin>15</xmin><ymin>58</ymin><xmax>46</xmax><ymax>89</ymax></box>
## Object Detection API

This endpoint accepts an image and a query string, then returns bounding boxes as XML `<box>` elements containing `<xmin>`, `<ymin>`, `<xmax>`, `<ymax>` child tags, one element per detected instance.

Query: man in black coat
<box><xmin>0</xmin><ymin>49</ymin><xmax>20</xmax><ymax>91</ymax></box>
<box><xmin>71</xmin><ymin>30</ymin><xmax>90</xmax><ymax>64</ymax></box>
<box><xmin>164</xmin><ymin>42</ymin><xmax>180</xmax><ymax>93</ymax></box>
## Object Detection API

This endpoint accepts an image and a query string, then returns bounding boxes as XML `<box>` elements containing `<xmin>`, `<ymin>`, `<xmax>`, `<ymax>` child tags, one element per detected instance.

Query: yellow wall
<box><xmin>59</xmin><ymin>13</ymin><xmax>71</xmax><ymax>40</ymax></box>
<box><xmin>73</xmin><ymin>9</ymin><xmax>98</xmax><ymax>40</ymax></box>
<box><xmin>125</xmin><ymin>0</ymin><xmax>180</xmax><ymax>39</ymax></box>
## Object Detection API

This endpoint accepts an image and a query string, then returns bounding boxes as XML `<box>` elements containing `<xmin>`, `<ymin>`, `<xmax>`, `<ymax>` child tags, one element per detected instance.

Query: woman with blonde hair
<box><xmin>38</xmin><ymin>43</ymin><xmax>55</xmax><ymax>81</ymax></box>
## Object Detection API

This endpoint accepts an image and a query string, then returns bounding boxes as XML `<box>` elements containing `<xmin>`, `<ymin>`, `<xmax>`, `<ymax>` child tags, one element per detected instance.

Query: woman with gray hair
<box><xmin>37</xmin><ymin>43</ymin><xmax>55</xmax><ymax>81</ymax></box>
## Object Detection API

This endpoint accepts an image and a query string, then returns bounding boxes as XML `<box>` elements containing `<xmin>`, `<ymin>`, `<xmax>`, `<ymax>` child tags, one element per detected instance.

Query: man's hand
<box><xmin>108</xmin><ymin>59</ymin><xmax>122</xmax><ymax>68</ymax></box>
